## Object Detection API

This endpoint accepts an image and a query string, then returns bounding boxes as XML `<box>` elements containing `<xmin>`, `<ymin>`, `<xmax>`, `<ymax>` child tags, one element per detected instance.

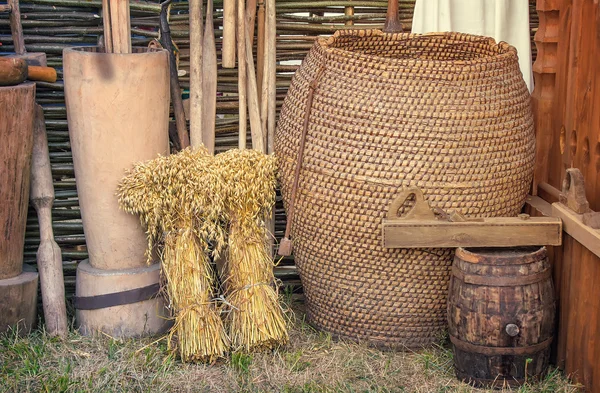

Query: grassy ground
<box><xmin>0</xmin><ymin>304</ymin><xmax>582</xmax><ymax>393</ymax></box>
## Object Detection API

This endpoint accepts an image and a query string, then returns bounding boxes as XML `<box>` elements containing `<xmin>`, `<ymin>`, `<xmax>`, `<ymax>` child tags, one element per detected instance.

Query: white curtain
<box><xmin>411</xmin><ymin>0</ymin><xmax>534</xmax><ymax>92</ymax></box>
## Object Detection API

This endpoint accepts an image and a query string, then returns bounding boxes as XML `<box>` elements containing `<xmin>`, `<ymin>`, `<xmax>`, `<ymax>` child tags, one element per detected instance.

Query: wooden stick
<box><xmin>237</xmin><ymin>0</ymin><xmax>247</xmax><ymax>149</ymax></box>
<box><xmin>160</xmin><ymin>0</ymin><xmax>189</xmax><ymax>149</ymax></box>
<box><xmin>260</xmin><ymin>31</ymin><xmax>269</xmax><ymax>143</ymax></box>
<box><xmin>245</xmin><ymin>0</ymin><xmax>257</xmax><ymax>40</ymax></box>
<box><xmin>266</xmin><ymin>0</ymin><xmax>276</xmax><ymax>154</ymax></box>
<box><xmin>201</xmin><ymin>0</ymin><xmax>217</xmax><ymax>154</ymax></box>
<box><xmin>189</xmin><ymin>0</ymin><xmax>203</xmax><ymax>147</ymax></box>
<box><xmin>383</xmin><ymin>0</ymin><xmax>402</xmax><ymax>33</ymax></box>
<box><xmin>8</xmin><ymin>0</ymin><xmax>25</xmax><ymax>55</ymax></box>
<box><xmin>256</xmin><ymin>0</ymin><xmax>266</xmax><ymax>105</ymax></box>
<box><xmin>101</xmin><ymin>0</ymin><xmax>113</xmax><ymax>50</ymax></box>
<box><xmin>222</xmin><ymin>0</ymin><xmax>236</xmax><ymax>68</ymax></box>
<box><xmin>266</xmin><ymin>0</ymin><xmax>276</xmax><ymax>256</ymax></box>
<box><xmin>31</xmin><ymin>104</ymin><xmax>68</xmax><ymax>337</ymax></box>
<box><xmin>244</xmin><ymin>18</ymin><xmax>265</xmax><ymax>153</ymax></box>
<box><xmin>109</xmin><ymin>0</ymin><xmax>131</xmax><ymax>53</ymax></box>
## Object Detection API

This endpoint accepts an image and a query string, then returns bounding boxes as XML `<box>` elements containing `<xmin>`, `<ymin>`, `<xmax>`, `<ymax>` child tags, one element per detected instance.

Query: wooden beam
<box><xmin>552</xmin><ymin>202</ymin><xmax>600</xmax><ymax>259</ymax></box>
<box><xmin>383</xmin><ymin>216</ymin><xmax>563</xmax><ymax>249</ymax></box>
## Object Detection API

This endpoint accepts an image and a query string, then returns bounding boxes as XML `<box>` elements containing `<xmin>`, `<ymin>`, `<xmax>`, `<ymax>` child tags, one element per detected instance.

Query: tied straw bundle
<box><xmin>117</xmin><ymin>147</ymin><xmax>228</xmax><ymax>363</ymax></box>
<box><xmin>118</xmin><ymin>147</ymin><xmax>288</xmax><ymax>361</ymax></box>
<box><xmin>216</xmin><ymin>149</ymin><xmax>288</xmax><ymax>351</ymax></box>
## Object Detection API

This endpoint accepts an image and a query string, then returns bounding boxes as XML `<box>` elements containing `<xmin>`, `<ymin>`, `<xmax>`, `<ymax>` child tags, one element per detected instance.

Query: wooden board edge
<box><xmin>552</xmin><ymin>202</ymin><xmax>600</xmax><ymax>259</ymax></box>
<box><xmin>382</xmin><ymin>217</ymin><xmax>563</xmax><ymax>249</ymax></box>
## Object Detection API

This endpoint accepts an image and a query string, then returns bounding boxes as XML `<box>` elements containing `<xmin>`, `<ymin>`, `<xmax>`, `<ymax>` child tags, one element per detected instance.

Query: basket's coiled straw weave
<box><xmin>275</xmin><ymin>30</ymin><xmax>535</xmax><ymax>348</ymax></box>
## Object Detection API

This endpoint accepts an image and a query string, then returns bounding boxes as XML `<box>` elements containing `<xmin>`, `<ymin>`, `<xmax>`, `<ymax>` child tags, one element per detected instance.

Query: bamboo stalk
<box><xmin>201</xmin><ymin>0</ymin><xmax>217</xmax><ymax>153</ymax></box>
<box><xmin>222</xmin><ymin>0</ymin><xmax>236</xmax><ymax>68</ymax></box>
<box><xmin>237</xmin><ymin>0</ymin><xmax>247</xmax><ymax>149</ymax></box>
<box><xmin>189</xmin><ymin>0</ymin><xmax>203</xmax><ymax>148</ymax></box>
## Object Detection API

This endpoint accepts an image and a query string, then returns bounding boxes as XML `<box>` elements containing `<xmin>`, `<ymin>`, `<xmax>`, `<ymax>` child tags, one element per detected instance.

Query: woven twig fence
<box><xmin>0</xmin><ymin>0</ymin><xmax>538</xmax><ymax>304</ymax></box>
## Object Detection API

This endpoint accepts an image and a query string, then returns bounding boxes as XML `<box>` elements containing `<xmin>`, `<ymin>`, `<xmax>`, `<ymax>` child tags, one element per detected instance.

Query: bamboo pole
<box><xmin>189</xmin><ymin>0</ymin><xmax>203</xmax><ymax>147</ymax></box>
<box><xmin>237</xmin><ymin>0</ymin><xmax>247</xmax><ymax>149</ymax></box>
<box><xmin>201</xmin><ymin>0</ymin><xmax>217</xmax><ymax>153</ymax></box>
<box><xmin>222</xmin><ymin>0</ymin><xmax>236</xmax><ymax>68</ymax></box>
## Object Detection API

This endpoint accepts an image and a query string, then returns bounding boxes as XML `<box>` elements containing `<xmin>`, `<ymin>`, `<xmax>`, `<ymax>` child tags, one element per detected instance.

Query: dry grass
<box><xmin>0</xmin><ymin>303</ymin><xmax>583</xmax><ymax>393</ymax></box>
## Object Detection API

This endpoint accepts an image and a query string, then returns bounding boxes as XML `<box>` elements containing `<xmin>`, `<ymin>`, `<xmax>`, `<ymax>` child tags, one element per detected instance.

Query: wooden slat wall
<box><xmin>533</xmin><ymin>1</ymin><xmax>600</xmax><ymax>392</ymax></box>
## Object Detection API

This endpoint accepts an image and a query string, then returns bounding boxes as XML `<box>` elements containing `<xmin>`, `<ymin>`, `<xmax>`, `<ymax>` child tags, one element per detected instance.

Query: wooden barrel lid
<box><xmin>456</xmin><ymin>246</ymin><xmax>547</xmax><ymax>265</ymax></box>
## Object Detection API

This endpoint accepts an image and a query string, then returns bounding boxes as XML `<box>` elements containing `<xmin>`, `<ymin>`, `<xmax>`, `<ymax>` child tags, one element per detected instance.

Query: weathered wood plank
<box><xmin>551</xmin><ymin>202</ymin><xmax>600</xmax><ymax>259</ymax></box>
<box><xmin>383</xmin><ymin>217</ymin><xmax>562</xmax><ymax>249</ymax></box>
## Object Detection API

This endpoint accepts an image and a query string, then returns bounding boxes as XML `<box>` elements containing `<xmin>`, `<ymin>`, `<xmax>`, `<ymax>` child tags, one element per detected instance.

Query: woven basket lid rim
<box><xmin>317</xmin><ymin>30</ymin><xmax>517</xmax><ymax>69</ymax></box>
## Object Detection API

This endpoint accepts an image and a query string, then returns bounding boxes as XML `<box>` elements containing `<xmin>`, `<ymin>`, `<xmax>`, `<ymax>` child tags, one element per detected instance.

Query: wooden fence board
<box><xmin>534</xmin><ymin>1</ymin><xmax>600</xmax><ymax>391</ymax></box>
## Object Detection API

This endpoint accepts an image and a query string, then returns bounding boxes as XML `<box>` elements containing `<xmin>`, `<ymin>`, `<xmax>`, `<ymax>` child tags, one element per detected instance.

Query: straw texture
<box><xmin>275</xmin><ymin>30</ymin><xmax>535</xmax><ymax>348</ymax></box>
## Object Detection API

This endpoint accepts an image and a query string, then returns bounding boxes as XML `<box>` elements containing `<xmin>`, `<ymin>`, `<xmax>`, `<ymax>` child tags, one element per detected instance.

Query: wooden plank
<box><xmin>532</xmin><ymin>0</ymin><xmax>560</xmax><ymax>193</ymax></box>
<box><xmin>552</xmin><ymin>202</ymin><xmax>600</xmax><ymax>259</ymax></box>
<box><xmin>382</xmin><ymin>216</ymin><xmax>562</xmax><ymax>249</ymax></box>
<box><xmin>547</xmin><ymin>0</ymin><xmax>573</xmax><ymax>191</ymax></box>
<box><xmin>525</xmin><ymin>195</ymin><xmax>554</xmax><ymax>217</ymax></box>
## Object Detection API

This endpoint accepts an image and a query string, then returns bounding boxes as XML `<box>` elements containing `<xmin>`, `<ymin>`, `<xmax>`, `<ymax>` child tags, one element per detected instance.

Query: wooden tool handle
<box><xmin>386</xmin><ymin>187</ymin><xmax>435</xmax><ymax>220</ymax></box>
<box><xmin>27</xmin><ymin>65</ymin><xmax>57</xmax><ymax>83</ymax></box>
<box><xmin>383</xmin><ymin>0</ymin><xmax>403</xmax><ymax>33</ymax></box>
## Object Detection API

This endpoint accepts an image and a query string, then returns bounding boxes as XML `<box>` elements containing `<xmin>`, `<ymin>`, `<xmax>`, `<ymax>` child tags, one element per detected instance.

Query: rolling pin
<box><xmin>0</xmin><ymin>57</ymin><xmax>57</xmax><ymax>86</ymax></box>
<box><xmin>31</xmin><ymin>104</ymin><xmax>68</xmax><ymax>337</ymax></box>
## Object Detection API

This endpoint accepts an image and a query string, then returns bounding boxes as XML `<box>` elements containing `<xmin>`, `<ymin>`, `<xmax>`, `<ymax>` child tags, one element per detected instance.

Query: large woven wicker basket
<box><xmin>275</xmin><ymin>30</ymin><xmax>535</xmax><ymax>348</ymax></box>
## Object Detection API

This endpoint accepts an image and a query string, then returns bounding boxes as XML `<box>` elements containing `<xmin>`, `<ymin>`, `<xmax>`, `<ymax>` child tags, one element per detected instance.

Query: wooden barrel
<box><xmin>447</xmin><ymin>247</ymin><xmax>555</xmax><ymax>388</ymax></box>
<box><xmin>0</xmin><ymin>83</ymin><xmax>35</xmax><ymax>280</ymax></box>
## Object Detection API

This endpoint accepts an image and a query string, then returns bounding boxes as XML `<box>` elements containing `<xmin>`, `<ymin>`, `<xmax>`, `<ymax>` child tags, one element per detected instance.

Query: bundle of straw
<box><xmin>117</xmin><ymin>147</ymin><xmax>228</xmax><ymax>362</ymax></box>
<box><xmin>215</xmin><ymin>149</ymin><xmax>288</xmax><ymax>351</ymax></box>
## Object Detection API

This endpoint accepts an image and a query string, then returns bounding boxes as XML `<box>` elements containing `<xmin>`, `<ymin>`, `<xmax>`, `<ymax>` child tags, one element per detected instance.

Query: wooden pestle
<box><xmin>31</xmin><ymin>104</ymin><xmax>68</xmax><ymax>337</ymax></box>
